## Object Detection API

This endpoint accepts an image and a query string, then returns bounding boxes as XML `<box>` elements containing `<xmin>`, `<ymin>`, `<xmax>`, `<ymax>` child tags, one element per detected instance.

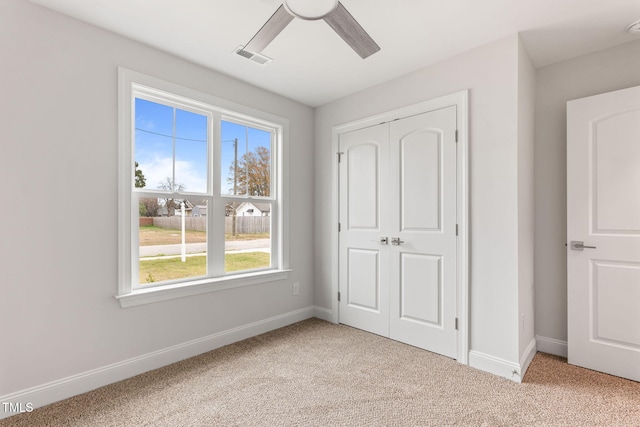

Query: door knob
<box><xmin>391</xmin><ymin>237</ymin><xmax>404</xmax><ymax>246</ymax></box>
<box><xmin>371</xmin><ymin>237</ymin><xmax>388</xmax><ymax>245</ymax></box>
<box><xmin>570</xmin><ymin>240</ymin><xmax>596</xmax><ymax>251</ymax></box>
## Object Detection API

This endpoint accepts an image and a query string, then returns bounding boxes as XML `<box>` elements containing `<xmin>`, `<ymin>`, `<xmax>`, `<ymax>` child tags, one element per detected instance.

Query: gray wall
<box><xmin>517</xmin><ymin>37</ymin><xmax>537</xmax><ymax>360</ymax></box>
<box><xmin>534</xmin><ymin>39</ymin><xmax>640</xmax><ymax>352</ymax></box>
<box><xmin>314</xmin><ymin>34</ymin><xmax>535</xmax><ymax>368</ymax></box>
<box><xmin>0</xmin><ymin>0</ymin><xmax>314</xmax><ymax>396</ymax></box>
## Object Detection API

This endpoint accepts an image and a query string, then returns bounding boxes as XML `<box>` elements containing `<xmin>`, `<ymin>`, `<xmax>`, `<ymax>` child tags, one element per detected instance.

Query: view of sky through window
<box><xmin>134</xmin><ymin>99</ymin><xmax>272</xmax><ymax>195</ymax></box>
<box><xmin>135</xmin><ymin>98</ymin><xmax>208</xmax><ymax>193</ymax></box>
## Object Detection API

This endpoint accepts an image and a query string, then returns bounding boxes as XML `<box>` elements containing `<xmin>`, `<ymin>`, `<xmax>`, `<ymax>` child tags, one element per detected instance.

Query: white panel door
<box><xmin>339</xmin><ymin>106</ymin><xmax>458</xmax><ymax>359</ymax></box>
<box><xmin>389</xmin><ymin>107</ymin><xmax>458</xmax><ymax>358</ymax></box>
<box><xmin>567</xmin><ymin>85</ymin><xmax>640</xmax><ymax>381</ymax></box>
<box><xmin>338</xmin><ymin>123</ymin><xmax>390</xmax><ymax>337</ymax></box>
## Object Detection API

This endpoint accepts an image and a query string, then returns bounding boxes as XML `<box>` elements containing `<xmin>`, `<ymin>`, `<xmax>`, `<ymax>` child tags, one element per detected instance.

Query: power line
<box><xmin>135</xmin><ymin>127</ymin><xmax>207</xmax><ymax>143</ymax></box>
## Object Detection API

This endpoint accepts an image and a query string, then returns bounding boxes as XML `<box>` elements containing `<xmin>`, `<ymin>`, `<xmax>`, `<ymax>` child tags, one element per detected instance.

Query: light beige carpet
<box><xmin>2</xmin><ymin>319</ymin><xmax>639</xmax><ymax>426</ymax></box>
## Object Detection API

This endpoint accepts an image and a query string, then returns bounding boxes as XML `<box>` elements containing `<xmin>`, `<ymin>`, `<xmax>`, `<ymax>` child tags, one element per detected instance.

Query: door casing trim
<box><xmin>330</xmin><ymin>90</ymin><xmax>469</xmax><ymax>365</ymax></box>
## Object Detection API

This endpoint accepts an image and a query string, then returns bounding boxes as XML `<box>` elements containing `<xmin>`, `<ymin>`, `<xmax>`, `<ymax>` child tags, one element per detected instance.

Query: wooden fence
<box><xmin>225</xmin><ymin>216</ymin><xmax>270</xmax><ymax>234</ymax></box>
<box><xmin>148</xmin><ymin>216</ymin><xmax>270</xmax><ymax>234</ymax></box>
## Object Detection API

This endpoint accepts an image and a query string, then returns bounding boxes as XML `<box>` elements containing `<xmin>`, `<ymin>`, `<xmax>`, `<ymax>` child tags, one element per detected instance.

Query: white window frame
<box><xmin>116</xmin><ymin>68</ymin><xmax>289</xmax><ymax>308</ymax></box>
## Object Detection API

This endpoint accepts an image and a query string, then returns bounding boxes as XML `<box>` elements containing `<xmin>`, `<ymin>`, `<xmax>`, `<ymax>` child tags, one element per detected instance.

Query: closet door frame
<box><xmin>330</xmin><ymin>90</ymin><xmax>469</xmax><ymax>365</ymax></box>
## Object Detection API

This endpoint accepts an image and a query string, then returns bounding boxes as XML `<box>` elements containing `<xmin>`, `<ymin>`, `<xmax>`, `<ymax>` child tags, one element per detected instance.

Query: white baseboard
<box><xmin>535</xmin><ymin>335</ymin><xmax>568</xmax><ymax>358</ymax></box>
<box><xmin>520</xmin><ymin>338</ymin><xmax>537</xmax><ymax>379</ymax></box>
<box><xmin>313</xmin><ymin>306</ymin><xmax>334</xmax><ymax>323</ymax></box>
<box><xmin>468</xmin><ymin>338</ymin><xmax>537</xmax><ymax>384</ymax></box>
<box><xmin>468</xmin><ymin>351</ymin><xmax>523</xmax><ymax>383</ymax></box>
<box><xmin>0</xmin><ymin>306</ymin><xmax>315</xmax><ymax>420</ymax></box>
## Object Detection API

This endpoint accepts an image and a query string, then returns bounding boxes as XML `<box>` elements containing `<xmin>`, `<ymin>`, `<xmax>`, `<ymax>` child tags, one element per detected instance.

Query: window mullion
<box><xmin>209</xmin><ymin>198</ymin><xmax>225</xmax><ymax>277</ymax></box>
<box><xmin>209</xmin><ymin>112</ymin><xmax>224</xmax><ymax>277</ymax></box>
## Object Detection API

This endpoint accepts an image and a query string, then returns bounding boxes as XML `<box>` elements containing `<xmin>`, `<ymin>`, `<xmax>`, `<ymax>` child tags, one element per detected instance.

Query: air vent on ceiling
<box><xmin>234</xmin><ymin>46</ymin><xmax>272</xmax><ymax>65</ymax></box>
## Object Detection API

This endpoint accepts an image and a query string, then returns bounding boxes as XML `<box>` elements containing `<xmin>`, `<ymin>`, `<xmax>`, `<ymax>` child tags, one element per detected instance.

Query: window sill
<box><xmin>115</xmin><ymin>269</ymin><xmax>291</xmax><ymax>308</ymax></box>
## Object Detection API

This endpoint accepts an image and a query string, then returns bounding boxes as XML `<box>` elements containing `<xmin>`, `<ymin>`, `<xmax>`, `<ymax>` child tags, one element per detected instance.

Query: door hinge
<box><xmin>338</xmin><ymin>222</ymin><xmax>341</xmax><ymax>232</ymax></box>
<box><xmin>456</xmin><ymin>224</ymin><xmax>459</xmax><ymax>236</ymax></box>
<box><xmin>338</xmin><ymin>292</ymin><xmax>341</xmax><ymax>302</ymax></box>
<box><xmin>455</xmin><ymin>317</ymin><xmax>459</xmax><ymax>330</ymax></box>
<box><xmin>455</xmin><ymin>130</ymin><xmax>458</xmax><ymax>143</ymax></box>
<box><xmin>337</xmin><ymin>152</ymin><xmax>344</xmax><ymax>162</ymax></box>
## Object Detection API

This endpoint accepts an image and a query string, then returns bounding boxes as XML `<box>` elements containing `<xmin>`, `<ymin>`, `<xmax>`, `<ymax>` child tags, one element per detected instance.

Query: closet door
<box><xmin>338</xmin><ymin>106</ymin><xmax>458</xmax><ymax>359</ymax></box>
<box><xmin>388</xmin><ymin>106</ymin><xmax>458</xmax><ymax>358</ymax></box>
<box><xmin>338</xmin><ymin>123</ymin><xmax>391</xmax><ymax>336</ymax></box>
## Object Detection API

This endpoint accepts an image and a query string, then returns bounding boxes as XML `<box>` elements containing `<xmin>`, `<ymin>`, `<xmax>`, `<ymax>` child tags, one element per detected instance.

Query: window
<box><xmin>118</xmin><ymin>68</ymin><xmax>289</xmax><ymax>307</ymax></box>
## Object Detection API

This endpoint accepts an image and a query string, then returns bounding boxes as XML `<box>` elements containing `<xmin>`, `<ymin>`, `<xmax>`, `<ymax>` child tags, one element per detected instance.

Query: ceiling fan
<box><xmin>241</xmin><ymin>0</ymin><xmax>380</xmax><ymax>59</ymax></box>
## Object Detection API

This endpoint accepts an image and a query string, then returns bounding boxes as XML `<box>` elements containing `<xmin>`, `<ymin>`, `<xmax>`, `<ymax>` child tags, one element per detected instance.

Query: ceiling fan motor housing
<box><xmin>284</xmin><ymin>0</ymin><xmax>339</xmax><ymax>20</ymax></box>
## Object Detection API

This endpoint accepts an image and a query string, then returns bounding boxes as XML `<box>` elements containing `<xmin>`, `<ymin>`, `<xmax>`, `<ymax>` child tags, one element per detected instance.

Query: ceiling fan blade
<box><xmin>245</xmin><ymin>5</ymin><xmax>294</xmax><ymax>53</ymax></box>
<box><xmin>323</xmin><ymin>2</ymin><xmax>380</xmax><ymax>59</ymax></box>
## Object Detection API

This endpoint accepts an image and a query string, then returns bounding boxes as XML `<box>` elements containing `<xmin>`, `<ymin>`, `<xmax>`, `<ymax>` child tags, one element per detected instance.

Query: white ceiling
<box><xmin>29</xmin><ymin>0</ymin><xmax>640</xmax><ymax>107</ymax></box>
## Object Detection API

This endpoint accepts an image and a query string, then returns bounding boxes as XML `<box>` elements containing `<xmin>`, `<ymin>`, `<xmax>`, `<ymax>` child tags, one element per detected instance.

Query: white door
<box><xmin>388</xmin><ymin>107</ymin><xmax>458</xmax><ymax>358</ymax></box>
<box><xmin>338</xmin><ymin>123</ymin><xmax>390</xmax><ymax>337</ymax></box>
<box><xmin>567</xmin><ymin>85</ymin><xmax>640</xmax><ymax>381</ymax></box>
<box><xmin>339</xmin><ymin>106</ymin><xmax>458</xmax><ymax>359</ymax></box>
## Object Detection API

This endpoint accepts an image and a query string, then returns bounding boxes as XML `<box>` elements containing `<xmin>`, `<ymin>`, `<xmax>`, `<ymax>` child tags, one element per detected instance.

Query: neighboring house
<box><xmin>191</xmin><ymin>203</ymin><xmax>207</xmax><ymax>217</ymax></box>
<box><xmin>156</xmin><ymin>201</ymin><xmax>183</xmax><ymax>217</ymax></box>
<box><xmin>235</xmin><ymin>202</ymin><xmax>270</xmax><ymax>217</ymax></box>
<box><xmin>158</xmin><ymin>199</ymin><xmax>207</xmax><ymax>217</ymax></box>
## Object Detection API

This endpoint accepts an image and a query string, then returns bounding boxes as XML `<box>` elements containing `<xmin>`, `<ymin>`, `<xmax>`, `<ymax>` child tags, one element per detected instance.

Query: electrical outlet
<box><xmin>292</xmin><ymin>282</ymin><xmax>299</xmax><ymax>296</ymax></box>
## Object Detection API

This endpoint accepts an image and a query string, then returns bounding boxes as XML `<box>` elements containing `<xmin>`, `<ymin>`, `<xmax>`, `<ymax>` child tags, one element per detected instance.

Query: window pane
<box><xmin>221</xmin><ymin>121</ymin><xmax>272</xmax><ymax>197</ymax></box>
<box><xmin>138</xmin><ymin>198</ymin><xmax>208</xmax><ymax>286</ymax></box>
<box><xmin>175</xmin><ymin>109</ymin><xmax>208</xmax><ymax>194</ymax></box>
<box><xmin>134</xmin><ymin>99</ymin><xmax>209</xmax><ymax>194</ymax></box>
<box><xmin>225</xmin><ymin>202</ymin><xmax>271</xmax><ymax>273</ymax></box>
<box><xmin>135</xmin><ymin>98</ymin><xmax>173</xmax><ymax>189</ymax></box>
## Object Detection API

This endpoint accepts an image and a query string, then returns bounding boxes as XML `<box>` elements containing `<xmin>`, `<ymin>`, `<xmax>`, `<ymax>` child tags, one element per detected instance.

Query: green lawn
<box><xmin>140</xmin><ymin>252</ymin><xmax>270</xmax><ymax>284</ymax></box>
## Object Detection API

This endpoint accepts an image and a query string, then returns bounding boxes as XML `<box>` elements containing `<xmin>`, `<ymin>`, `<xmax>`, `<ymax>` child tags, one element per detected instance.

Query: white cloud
<box><xmin>138</xmin><ymin>156</ymin><xmax>207</xmax><ymax>194</ymax></box>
